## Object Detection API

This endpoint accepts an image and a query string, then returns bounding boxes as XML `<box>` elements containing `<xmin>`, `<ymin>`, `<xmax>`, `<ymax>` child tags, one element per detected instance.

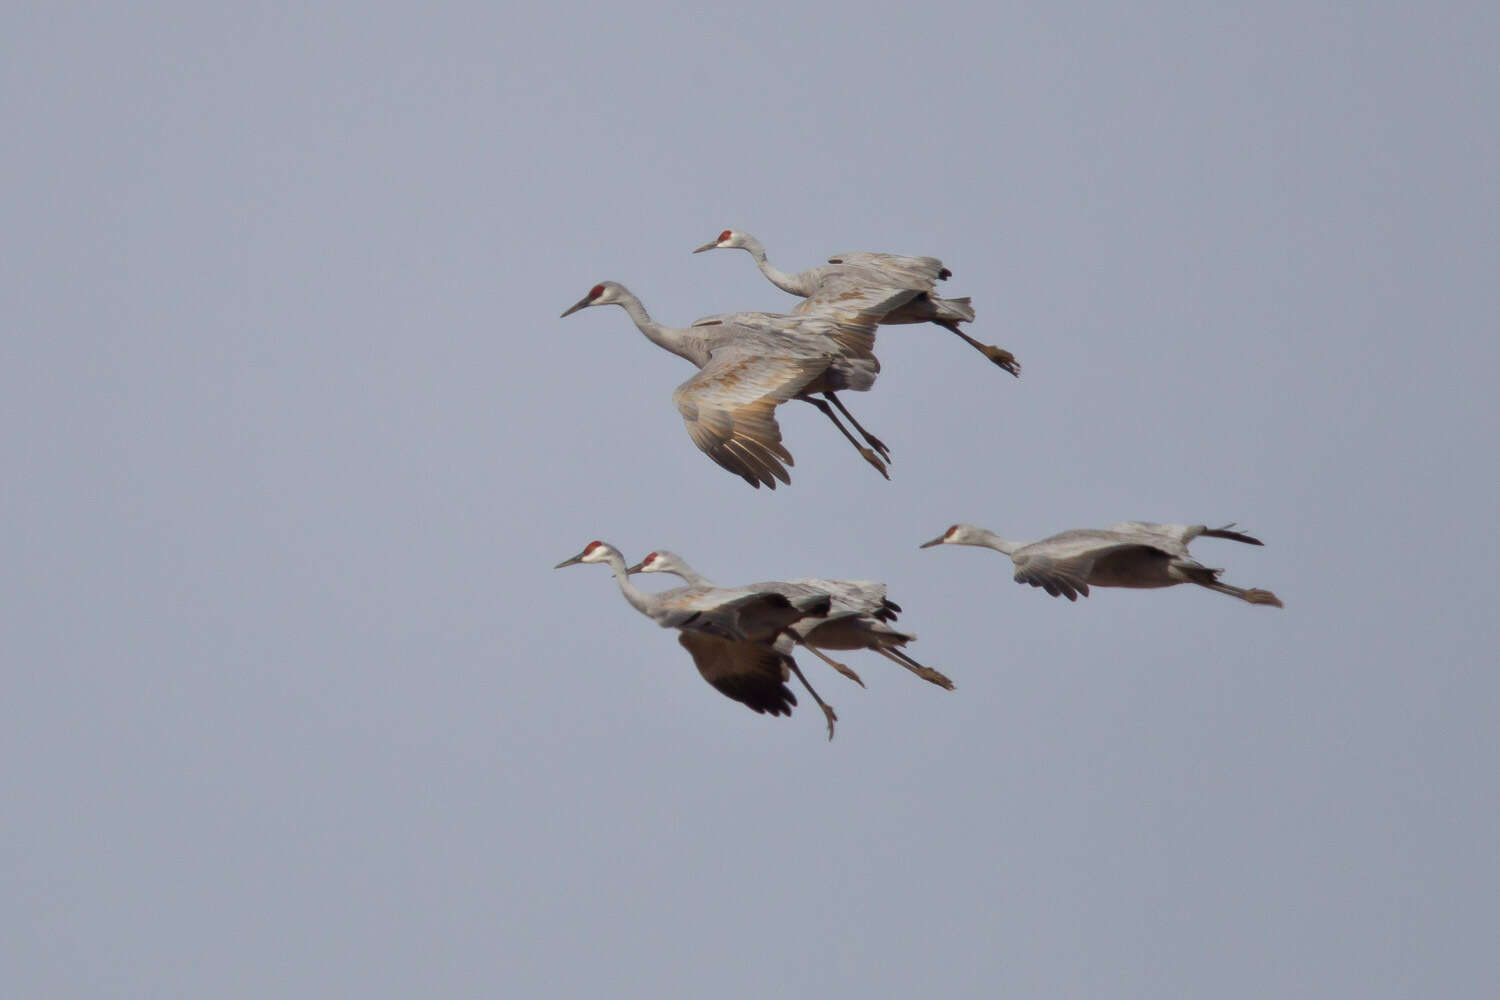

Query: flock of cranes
<box><xmin>557</xmin><ymin>230</ymin><xmax>1282</xmax><ymax>738</ymax></box>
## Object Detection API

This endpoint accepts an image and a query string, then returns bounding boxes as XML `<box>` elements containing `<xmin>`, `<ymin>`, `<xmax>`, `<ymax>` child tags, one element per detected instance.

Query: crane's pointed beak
<box><xmin>554</xmin><ymin>551</ymin><xmax>587</xmax><ymax>568</ymax></box>
<box><xmin>691</xmin><ymin>241</ymin><xmax>721</xmax><ymax>254</ymax></box>
<box><xmin>560</xmin><ymin>295</ymin><xmax>594</xmax><ymax>318</ymax></box>
<box><xmin>624</xmin><ymin>560</ymin><xmax>645</xmax><ymax>574</ymax></box>
<box><xmin>918</xmin><ymin>535</ymin><xmax>947</xmax><ymax>549</ymax></box>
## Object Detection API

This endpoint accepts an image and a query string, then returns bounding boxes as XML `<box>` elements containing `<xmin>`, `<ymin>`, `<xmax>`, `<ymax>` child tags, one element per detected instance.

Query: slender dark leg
<box><xmin>876</xmin><ymin>647</ymin><xmax>956</xmax><ymax>690</ymax></box>
<box><xmin>801</xmin><ymin>643</ymin><xmax>865</xmax><ymax>687</ymax></box>
<box><xmin>823</xmin><ymin>392</ymin><xmax>890</xmax><ymax>462</ymax></box>
<box><xmin>800</xmin><ymin>396</ymin><xmax>889</xmax><ymax>480</ymax></box>
<box><xmin>938</xmin><ymin>321</ymin><xmax>1021</xmax><ymax>376</ymax></box>
<box><xmin>783</xmin><ymin>653</ymin><xmax>839</xmax><ymax>740</ymax></box>
<box><xmin>1199</xmin><ymin>581</ymin><xmax>1284</xmax><ymax>608</ymax></box>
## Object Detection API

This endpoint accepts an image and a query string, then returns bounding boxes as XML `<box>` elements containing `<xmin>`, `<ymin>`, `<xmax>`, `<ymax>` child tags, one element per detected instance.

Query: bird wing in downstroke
<box><xmin>647</xmin><ymin>587</ymin><xmax>793</xmax><ymax>638</ymax></box>
<box><xmin>676</xmin><ymin>632</ymin><xmax>797</xmax><ymax>716</ymax></box>
<box><xmin>1010</xmin><ymin>535</ymin><xmax>1147</xmax><ymax>601</ymax></box>
<box><xmin>704</xmin><ymin>311</ymin><xmax>881</xmax><ymax>365</ymax></box>
<box><xmin>672</xmin><ymin>352</ymin><xmax>828</xmax><ymax>489</ymax></box>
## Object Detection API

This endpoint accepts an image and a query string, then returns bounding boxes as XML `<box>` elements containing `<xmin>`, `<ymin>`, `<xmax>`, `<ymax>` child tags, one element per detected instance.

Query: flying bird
<box><xmin>554</xmin><ymin>540</ymin><xmax>844</xmax><ymax>737</ymax></box>
<box><xmin>626</xmin><ymin>549</ymin><xmax>955</xmax><ymax>691</ymax></box>
<box><xmin>561</xmin><ymin>281</ymin><xmax>891</xmax><ymax>486</ymax></box>
<box><xmin>693</xmin><ymin>229</ymin><xmax>1020</xmax><ymax>375</ymax></box>
<box><xmin>920</xmin><ymin>521</ymin><xmax>1284</xmax><ymax>607</ymax></box>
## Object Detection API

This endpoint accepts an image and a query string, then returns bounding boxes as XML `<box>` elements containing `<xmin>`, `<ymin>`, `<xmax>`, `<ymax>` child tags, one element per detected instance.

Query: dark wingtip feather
<box><xmin>1204</xmin><ymin>525</ymin><xmax>1265</xmax><ymax>546</ymax></box>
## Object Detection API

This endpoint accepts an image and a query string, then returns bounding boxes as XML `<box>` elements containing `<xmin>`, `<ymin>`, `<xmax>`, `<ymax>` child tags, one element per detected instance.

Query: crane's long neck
<box><xmin>602</xmin><ymin>551</ymin><xmax>657</xmax><ymax>617</ymax></box>
<box><xmin>667</xmin><ymin>563</ymin><xmax>715</xmax><ymax>588</ymax></box>
<box><xmin>612</xmin><ymin>290</ymin><xmax>698</xmax><ymax>364</ymax></box>
<box><xmin>743</xmin><ymin>237</ymin><xmax>811</xmax><ymax>297</ymax></box>
<box><xmin>971</xmin><ymin>529</ymin><xmax>1019</xmax><ymax>557</ymax></box>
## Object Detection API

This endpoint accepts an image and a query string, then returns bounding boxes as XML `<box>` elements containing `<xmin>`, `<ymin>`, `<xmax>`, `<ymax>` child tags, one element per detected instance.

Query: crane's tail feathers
<box><xmin>1203</xmin><ymin>524</ymin><xmax>1265</xmax><ymax>546</ymax></box>
<box><xmin>929</xmin><ymin>296</ymin><xmax>976</xmax><ymax>324</ymax></box>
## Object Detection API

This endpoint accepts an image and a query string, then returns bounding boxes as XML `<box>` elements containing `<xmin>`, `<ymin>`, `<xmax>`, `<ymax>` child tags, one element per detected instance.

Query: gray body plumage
<box><xmin>921</xmin><ymin>521</ymin><xmax>1284</xmax><ymax>607</ymax></box>
<box><xmin>694</xmin><ymin>230</ymin><xmax>1019</xmax><ymax>375</ymax></box>
<box><xmin>553</xmin><ymin>541</ymin><xmax>838</xmax><ymax>724</ymax></box>
<box><xmin>561</xmin><ymin>281</ymin><xmax>888</xmax><ymax>488</ymax></box>
<box><xmin>629</xmin><ymin>550</ymin><xmax>955</xmax><ymax>690</ymax></box>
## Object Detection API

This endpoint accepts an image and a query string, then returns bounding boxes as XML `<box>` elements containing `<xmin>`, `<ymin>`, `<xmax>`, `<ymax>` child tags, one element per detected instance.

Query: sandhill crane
<box><xmin>920</xmin><ymin>521</ymin><xmax>1284</xmax><ymax>607</ymax></box>
<box><xmin>627</xmin><ymin>549</ymin><xmax>956</xmax><ymax>692</ymax></box>
<box><xmin>561</xmin><ymin>282</ymin><xmax>891</xmax><ymax>487</ymax></box>
<box><xmin>693</xmin><ymin>229</ymin><xmax>1020</xmax><ymax>375</ymax></box>
<box><xmin>554</xmin><ymin>540</ymin><xmax>843</xmax><ymax>737</ymax></box>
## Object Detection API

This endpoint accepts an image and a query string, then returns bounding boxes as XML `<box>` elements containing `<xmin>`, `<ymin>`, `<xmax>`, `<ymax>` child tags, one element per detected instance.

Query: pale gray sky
<box><xmin>3</xmin><ymin>1</ymin><xmax>1496</xmax><ymax>996</ymax></box>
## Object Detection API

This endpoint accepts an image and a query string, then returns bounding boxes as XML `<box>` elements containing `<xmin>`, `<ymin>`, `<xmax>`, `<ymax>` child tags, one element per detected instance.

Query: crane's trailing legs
<box><xmin>937</xmin><ymin>320</ymin><xmax>1021</xmax><ymax>376</ymax></box>
<box><xmin>800</xmin><ymin>643</ymin><xmax>866</xmax><ymax>687</ymax></box>
<box><xmin>783</xmin><ymin>654</ymin><xmax>839</xmax><ymax>740</ymax></box>
<box><xmin>1199</xmin><ymin>581</ymin><xmax>1285</xmax><ymax>607</ymax></box>
<box><xmin>823</xmin><ymin>392</ymin><xmax>890</xmax><ymax>462</ymax></box>
<box><xmin>875</xmin><ymin>648</ymin><xmax>956</xmax><ymax>690</ymax></box>
<box><xmin>800</xmin><ymin>396</ymin><xmax>889</xmax><ymax>479</ymax></box>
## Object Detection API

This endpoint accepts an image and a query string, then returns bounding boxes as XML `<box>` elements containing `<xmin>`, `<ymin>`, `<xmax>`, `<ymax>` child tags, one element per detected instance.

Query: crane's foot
<box><xmin>860</xmin><ymin>449</ymin><xmax>890</xmax><ymax>480</ymax></box>
<box><xmin>818</xmin><ymin>703</ymin><xmax>838</xmax><ymax>741</ymax></box>
<box><xmin>864</xmin><ymin>434</ymin><xmax>892</xmax><ymax>464</ymax></box>
<box><xmin>828</xmin><ymin>658</ymin><xmax>865</xmax><ymax>688</ymax></box>
<box><xmin>983</xmin><ymin>345</ymin><xmax>1021</xmax><ymax>376</ymax></box>
<box><xmin>914</xmin><ymin>666</ymin><xmax>956</xmax><ymax>691</ymax></box>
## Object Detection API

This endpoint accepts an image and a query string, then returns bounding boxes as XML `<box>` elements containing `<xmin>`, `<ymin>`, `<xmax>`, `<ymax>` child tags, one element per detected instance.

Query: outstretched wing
<box><xmin>1010</xmin><ymin>552</ymin><xmax>1096</xmax><ymax>601</ymax></box>
<box><xmin>824</xmin><ymin>252</ymin><xmax>949</xmax><ymax>288</ymax></box>
<box><xmin>673</xmin><ymin>352</ymin><xmax>827</xmax><ymax>489</ymax></box>
<box><xmin>794</xmin><ymin>278</ymin><xmax>923</xmax><ymax>327</ymax></box>
<box><xmin>1107</xmin><ymin>521</ymin><xmax>1198</xmax><ymax>549</ymax></box>
<box><xmin>781</xmin><ymin>578</ymin><xmax>889</xmax><ymax>617</ymax></box>
<box><xmin>676</xmin><ymin>632</ymin><xmax>797</xmax><ymax>717</ymax></box>
<box><xmin>1010</xmin><ymin>533</ymin><xmax>1144</xmax><ymax>601</ymax></box>
<box><xmin>1106</xmin><ymin>522</ymin><xmax>1264</xmax><ymax>552</ymax></box>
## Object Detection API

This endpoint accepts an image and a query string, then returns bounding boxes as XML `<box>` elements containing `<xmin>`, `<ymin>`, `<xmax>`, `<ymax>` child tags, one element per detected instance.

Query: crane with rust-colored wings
<box><xmin>626</xmin><ymin>549</ymin><xmax>954</xmax><ymax>692</ymax></box>
<box><xmin>554</xmin><ymin>540</ymin><xmax>842</xmax><ymax>737</ymax></box>
<box><xmin>693</xmin><ymin>229</ymin><xmax>1020</xmax><ymax>375</ymax></box>
<box><xmin>561</xmin><ymin>281</ymin><xmax>890</xmax><ymax>487</ymax></box>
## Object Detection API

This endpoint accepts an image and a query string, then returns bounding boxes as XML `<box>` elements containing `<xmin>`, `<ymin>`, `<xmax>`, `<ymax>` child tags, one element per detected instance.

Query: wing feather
<box><xmin>823</xmin><ymin>252</ymin><xmax>948</xmax><ymax>289</ymax></box>
<box><xmin>676</xmin><ymin>632</ymin><xmax>797</xmax><ymax>717</ymax></box>
<box><xmin>1011</xmin><ymin>553</ymin><xmax>1093</xmax><ymax>601</ymax></box>
<box><xmin>674</xmin><ymin>353</ymin><xmax>826</xmax><ymax>489</ymax></box>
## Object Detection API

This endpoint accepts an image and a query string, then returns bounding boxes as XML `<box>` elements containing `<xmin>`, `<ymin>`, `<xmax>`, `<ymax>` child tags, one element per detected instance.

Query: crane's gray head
<box><xmin>693</xmin><ymin>229</ymin><xmax>754</xmax><ymax>254</ymax></box>
<box><xmin>554</xmin><ymin>539</ymin><xmax>620</xmax><ymax>569</ymax></box>
<box><xmin>625</xmin><ymin>550</ymin><xmax>689</xmax><ymax>576</ymax></box>
<box><xmin>920</xmin><ymin>524</ymin><xmax>986</xmax><ymax>549</ymax></box>
<box><xmin>560</xmin><ymin>281</ymin><xmax>626</xmax><ymax>318</ymax></box>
